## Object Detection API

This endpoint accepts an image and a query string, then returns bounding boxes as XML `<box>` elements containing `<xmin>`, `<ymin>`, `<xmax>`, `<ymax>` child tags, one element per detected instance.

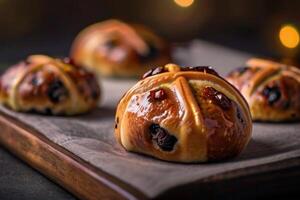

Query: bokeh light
<box><xmin>174</xmin><ymin>0</ymin><xmax>194</xmax><ymax>8</ymax></box>
<box><xmin>279</xmin><ymin>25</ymin><xmax>300</xmax><ymax>49</ymax></box>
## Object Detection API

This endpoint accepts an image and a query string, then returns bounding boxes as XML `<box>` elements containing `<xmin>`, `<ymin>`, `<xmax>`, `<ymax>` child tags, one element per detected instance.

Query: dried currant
<box><xmin>236</xmin><ymin>108</ymin><xmax>244</xmax><ymax>124</ymax></box>
<box><xmin>203</xmin><ymin>87</ymin><xmax>232</xmax><ymax>110</ymax></box>
<box><xmin>142</xmin><ymin>70</ymin><xmax>153</xmax><ymax>79</ymax></box>
<box><xmin>262</xmin><ymin>85</ymin><xmax>281</xmax><ymax>105</ymax></box>
<box><xmin>31</xmin><ymin>75</ymin><xmax>39</xmax><ymax>86</ymax></box>
<box><xmin>47</xmin><ymin>79</ymin><xmax>68</xmax><ymax>103</ymax></box>
<box><xmin>149</xmin><ymin>124</ymin><xmax>177</xmax><ymax>151</ymax></box>
<box><xmin>115</xmin><ymin>117</ymin><xmax>119</xmax><ymax>129</ymax></box>
<box><xmin>87</xmin><ymin>79</ymin><xmax>100</xmax><ymax>100</ymax></box>
<box><xmin>182</xmin><ymin>66</ymin><xmax>219</xmax><ymax>76</ymax></box>
<box><xmin>142</xmin><ymin>67</ymin><xmax>166</xmax><ymax>79</ymax></box>
<box><xmin>91</xmin><ymin>90</ymin><xmax>99</xmax><ymax>100</ymax></box>
<box><xmin>148</xmin><ymin>88</ymin><xmax>166</xmax><ymax>101</ymax></box>
<box><xmin>104</xmin><ymin>39</ymin><xmax>118</xmax><ymax>50</ymax></box>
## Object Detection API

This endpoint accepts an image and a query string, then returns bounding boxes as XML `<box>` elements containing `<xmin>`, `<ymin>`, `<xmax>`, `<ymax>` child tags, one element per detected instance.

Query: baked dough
<box><xmin>115</xmin><ymin>64</ymin><xmax>252</xmax><ymax>162</ymax></box>
<box><xmin>0</xmin><ymin>55</ymin><xmax>100</xmax><ymax>115</ymax></box>
<box><xmin>71</xmin><ymin>19</ymin><xmax>171</xmax><ymax>78</ymax></box>
<box><xmin>227</xmin><ymin>58</ymin><xmax>300</xmax><ymax>122</ymax></box>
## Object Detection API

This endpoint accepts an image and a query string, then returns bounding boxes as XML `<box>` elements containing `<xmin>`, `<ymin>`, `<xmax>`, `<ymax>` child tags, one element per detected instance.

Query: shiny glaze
<box><xmin>71</xmin><ymin>19</ymin><xmax>171</xmax><ymax>77</ymax></box>
<box><xmin>0</xmin><ymin>55</ymin><xmax>100</xmax><ymax>115</ymax></box>
<box><xmin>115</xmin><ymin>64</ymin><xmax>252</xmax><ymax>162</ymax></box>
<box><xmin>18</xmin><ymin>56</ymin><xmax>100</xmax><ymax>104</ymax></box>
<box><xmin>19</xmin><ymin>69</ymin><xmax>69</xmax><ymax>104</ymax></box>
<box><xmin>190</xmin><ymin>84</ymin><xmax>246</xmax><ymax>160</ymax></box>
<box><xmin>121</xmin><ymin>84</ymin><xmax>184</xmax><ymax>156</ymax></box>
<box><xmin>227</xmin><ymin>58</ymin><xmax>300</xmax><ymax>121</ymax></box>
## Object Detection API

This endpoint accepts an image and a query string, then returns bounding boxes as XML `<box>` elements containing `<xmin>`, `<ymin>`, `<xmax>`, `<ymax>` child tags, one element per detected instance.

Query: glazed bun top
<box><xmin>0</xmin><ymin>55</ymin><xmax>100</xmax><ymax>115</ymax></box>
<box><xmin>71</xmin><ymin>19</ymin><xmax>171</xmax><ymax>78</ymax></box>
<box><xmin>227</xmin><ymin>58</ymin><xmax>300</xmax><ymax>121</ymax></box>
<box><xmin>115</xmin><ymin>63</ymin><xmax>252</xmax><ymax>162</ymax></box>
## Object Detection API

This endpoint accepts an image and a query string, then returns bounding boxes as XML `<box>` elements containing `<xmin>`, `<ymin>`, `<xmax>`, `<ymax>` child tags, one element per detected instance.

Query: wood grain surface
<box><xmin>0</xmin><ymin>41</ymin><xmax>299</xmax><ymax>200</ymax></box>
<box><xmin>0</xmin><ymin>112</ymin><xmax>146</xmax><ymax>200</ymax></box>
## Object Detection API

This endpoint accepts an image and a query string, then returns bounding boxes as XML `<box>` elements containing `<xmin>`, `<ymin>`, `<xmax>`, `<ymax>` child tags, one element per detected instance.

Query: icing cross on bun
<box><xmin>71</xmin><ymin>19</ymin><xmax>171</xmax><ymax>78</ymax></box>
<box><xmin>115</xmin><ymin>64</ymin><xmax>252</xmax><ymax>163</ymax></box>
<box><xmin>0</xmin><ymin>55</ymin><xmax>100</xmax><ymax>115</ymax></box>
<box><xmin>227</xmin><ymin>58</ymin><xmax>300</xmax><ymax>122</ymax></box>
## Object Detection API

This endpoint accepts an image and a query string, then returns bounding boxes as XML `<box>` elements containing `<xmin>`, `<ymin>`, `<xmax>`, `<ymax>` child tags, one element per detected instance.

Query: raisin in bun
<box><xmin>70</xmin><ymin>19</ymin><xmax>171</xmax><ymax>78</ymax></box>
<box><xmin>115</xmin><ymin>64</ymin><xmax>252</xmax><ymax>163</ymax></box>
<box><xmin>227</xmin><ymin>58</ymin><xmax>300</xmax><ymax>122</ymax></box>
<box><xmin>0</xmin><ymin>55</ymin><xmax>100</xmax><ymax>115</ymax></box>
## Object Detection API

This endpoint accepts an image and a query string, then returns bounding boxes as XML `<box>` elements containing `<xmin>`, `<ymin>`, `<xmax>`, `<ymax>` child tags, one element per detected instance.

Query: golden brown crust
<box><xmin>70</xmin><ymin>19</ymin><xmax>171</xmax><ymax>78</ymax></box>
<box><xmin>0</xmin><ymin>55</ymin><xmax>100</xmax><ymax>115</ymax></box>
<box><xmin>115</xmin><ymin>64</ymin><xmax>252</xmax><ymax>163</ymax></box>
<box><xmin>227</xmin><ymin>58</ymin><xmax>300</xmax><ymax>122</ymax></box>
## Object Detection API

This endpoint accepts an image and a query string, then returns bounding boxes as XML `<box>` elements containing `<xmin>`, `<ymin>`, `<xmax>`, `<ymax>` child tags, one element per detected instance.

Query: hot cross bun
<box><xmin>71</xmin><ymin>19</ymin><xmax>171</xmax><ymax>78</ymax></box>
<box><xmin>115</xmin><ymin>64</ymin><xmax>252</xmax><ymax>162</ymax></box>
<box><xmin>227</xmin><ymin>58</ymin><xmax>300</xmax><ymax>122</ymax></box>
<box><xmin>0</xmin><ymin>55</ymin><xmax>100</xmax><ymax>115</ymax></box>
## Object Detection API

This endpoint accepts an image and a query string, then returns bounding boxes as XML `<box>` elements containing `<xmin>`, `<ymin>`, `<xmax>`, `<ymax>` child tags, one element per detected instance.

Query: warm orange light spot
<box><xmin>279</xmin><ymin>25</ymin><xmax>300</xmax><ymax>49</ymax></box>
<box><xmin>174</xmin><ymin>0</ymin><xmax>194</xmax><ymax>8</ymax></box>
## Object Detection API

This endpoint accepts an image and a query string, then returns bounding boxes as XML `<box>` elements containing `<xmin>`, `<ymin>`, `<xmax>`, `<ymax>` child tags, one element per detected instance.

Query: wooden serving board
<box><xmin>1</xmin><ymin>41</ymin><xmax>300</xmax><ymax>200</ymax></box>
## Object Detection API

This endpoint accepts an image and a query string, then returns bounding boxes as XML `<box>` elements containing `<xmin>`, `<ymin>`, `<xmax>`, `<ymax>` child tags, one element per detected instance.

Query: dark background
<box><xmin>0</xmin><ymin>0</ymin><xmax>300</xmax><ymax>64</ymax></box>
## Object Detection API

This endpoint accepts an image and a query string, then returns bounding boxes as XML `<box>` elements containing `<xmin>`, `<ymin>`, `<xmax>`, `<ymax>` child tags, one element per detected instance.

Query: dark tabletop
<box><xmin>0</xmin><ymin>146</ymin><xmax>76</xmax><ymax>200</ymax></box>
